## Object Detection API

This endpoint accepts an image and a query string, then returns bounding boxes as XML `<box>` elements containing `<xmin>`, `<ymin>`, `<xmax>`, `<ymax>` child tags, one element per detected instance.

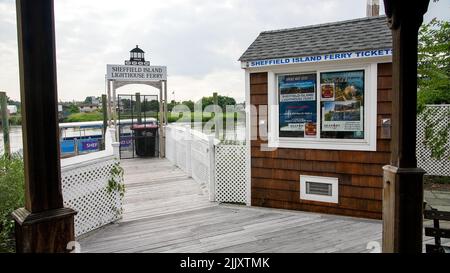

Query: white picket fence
<box><xmin>165</xmin><ymin>124</ymin><xmax>250</xmax><ymax>205</ymax></box>
<box><xmin>61</xmin><ymin>128</ymin><xmax>123</xmax><ymax>237</ymax></box>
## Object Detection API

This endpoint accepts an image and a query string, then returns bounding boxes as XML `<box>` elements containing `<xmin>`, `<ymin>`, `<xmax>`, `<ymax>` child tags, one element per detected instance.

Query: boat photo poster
<box><xmin>278</xmin><ymin>73</ymin><xmax>317</xmax><ymax>138</ymax></box>
<box><xmin>320</xmin><ymin>70</ymin><xmax>365</xmax><ymax>139</ymax></box>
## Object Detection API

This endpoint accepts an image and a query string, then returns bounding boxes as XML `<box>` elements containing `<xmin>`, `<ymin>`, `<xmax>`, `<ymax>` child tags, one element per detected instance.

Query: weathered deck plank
<box><xmin>79</xmin><ymin>158</ymin><xmax>383</xmax><ymax>253</ymax></box>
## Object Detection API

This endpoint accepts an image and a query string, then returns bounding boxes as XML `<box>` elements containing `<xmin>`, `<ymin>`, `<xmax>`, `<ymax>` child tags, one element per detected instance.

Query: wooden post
<box><xmin>112</xmin><ymin>83</ymin><xmax>118</xmax><ymax>140</ymax></box>
<box><xmin>0</xmin><ymin>91</ymin><xmax>11</xmax><ymax>157</ymax></box>
<box><xmin>164</xmin><ymin>81</ymin><xmax>168</xmax><ymax>126</ymax></box>
<box><xmin>213</xmin><ymin>92</ymin><xmax>219</xmax><ymax>140</ymax></box>
<box><xmin>135</xmin><ymin>92</ymin><xmax>142</xmax><ymax>124</ymax></box>
<box><xmin>11</xmin><ymin>0</ymin><xmax>76</xmax><ymax>253</ymax></box>
<box><xmin>159</xmin><ymin>86</ymin><xmax>165</xmax><ymax>158</ymax></box>
<box><xmin>163</xmin><ymin>81</ymin><xmax>168</xmax><ymax>157</ymax></box>
<box><xmin>107</xmin><ymin>79</ymin><xmax>112</xmax><ymax>126</ymax></box>
<box><xmin>102</xmin><ymin>94</ymin><xmax>107</xmax><ymax>149</ymax></box>
<box><xmin>382</xmin><ymin>0</ymin><xmax>430</xmax><ymax>253</ymax></box>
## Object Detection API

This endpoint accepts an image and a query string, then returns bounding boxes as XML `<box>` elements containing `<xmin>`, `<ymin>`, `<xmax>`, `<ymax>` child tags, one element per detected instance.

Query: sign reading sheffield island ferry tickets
<box><xmin>279</xmin><ymin>73</ymin><xmax>317</xmax><ymax>138</ymax></box>
<box><xmin>107</xmin><ymin>65</ymin><xmax>167</xmax><ymax>81</ymax></box>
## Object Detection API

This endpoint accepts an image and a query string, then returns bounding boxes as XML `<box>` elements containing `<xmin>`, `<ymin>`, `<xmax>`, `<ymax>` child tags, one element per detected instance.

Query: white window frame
<box><xmin>300</xmin><ymin>175</ymin><xmax>339</xmax><ymax>204</ymax></box>
<box><xmin>267</xmin><ymin>62</ymin><xmax>378</xmax><ymax>151</ymax></box>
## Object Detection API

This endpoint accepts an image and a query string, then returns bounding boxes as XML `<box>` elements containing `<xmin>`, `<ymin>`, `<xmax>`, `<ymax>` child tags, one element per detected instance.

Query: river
<box><xmin>0</xmin><ymin>123</ymin><xmax>246</xmax><ymax>155</ymax></box>
<box><xmin>0</xmin><ymin>126</ymin><xmax>102</xmax><ymax>154</ymax></box>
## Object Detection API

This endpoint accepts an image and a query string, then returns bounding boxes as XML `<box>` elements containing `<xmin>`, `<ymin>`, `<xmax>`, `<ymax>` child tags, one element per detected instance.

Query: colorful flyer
<box><xmin>321</xmin><ymin>101</ymin><xmax>363</xmax><ymax>132</ymax></box>
<box><xmin>279</xmin><ymin>73</ymin><xmax>317</xmax><ymax>138</ymax></box>
<box><xmin>321</xmin><ymin>83</ymin><xmax>335</xmax><ymax>101</ymax></box>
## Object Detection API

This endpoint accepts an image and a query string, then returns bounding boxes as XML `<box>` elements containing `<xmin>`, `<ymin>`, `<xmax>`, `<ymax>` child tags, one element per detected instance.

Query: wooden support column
<box><xmin>12</xmin><ymin>0</ymin><xmax>76</xmax><ymax>253</ymax></box>
<box><xmin>161</xmin><ymin>80</ymin><xmax>168</xmax><ymax>158</ymax></box>
<box><xmin>0</xmin><ymin>91</ymin><xmax>10</xmax><ymax>157</ymax></box>
<box><xmin>102</xmin><ymin>94</ymin><xmax>108</xmax><ymax>149</ymax></box>
<box><xmin>213</xmin><ymin>92</ymin><xmax>220</xmax><ymax>140</ymax></box>
<box><xmin>163</xmin><ymin>81</ymin><xmax>168</xmax><ymax>126</ymax></box>
<box><xmin>135</xmin><ymin>92</ymin><xmax>142</xmax><ymax>124</ymax></box>
<box><xmin>107</xmin><ymin>79</ymin><xmax>112</xmax><ymax>126</ymax></box>
<box><xmin>112</xmin><ymin>82</ymin><xmax>118</xmax><ymax>140</ymax></box>
<box><xmin>382</xmin><ymin>0</ymin><xmax>430</xmax><ymax>253</ymax></box>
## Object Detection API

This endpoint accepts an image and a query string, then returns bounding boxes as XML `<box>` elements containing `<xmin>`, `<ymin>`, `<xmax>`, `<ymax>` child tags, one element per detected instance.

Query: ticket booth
<box><xmin>240</xmin><ymin>15</ymin><xmax>393</xmax><ymax>219</ymax></box>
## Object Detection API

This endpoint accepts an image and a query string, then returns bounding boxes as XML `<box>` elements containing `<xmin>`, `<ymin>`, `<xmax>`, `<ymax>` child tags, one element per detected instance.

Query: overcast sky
<box><xmin>0</xmin><ymin>0</ymin><xmax>448</xmax><ymax>103</ymax></box>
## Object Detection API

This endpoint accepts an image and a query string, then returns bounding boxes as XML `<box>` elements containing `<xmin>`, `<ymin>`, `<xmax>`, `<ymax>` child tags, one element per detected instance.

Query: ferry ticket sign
<box><xmin>244</xmin><ymin>49</ymin><xmax>393</xmax><ymax>68</ymax></box>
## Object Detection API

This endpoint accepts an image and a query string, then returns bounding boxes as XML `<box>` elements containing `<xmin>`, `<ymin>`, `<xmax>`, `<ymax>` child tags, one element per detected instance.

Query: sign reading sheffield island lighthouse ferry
<box><xmin>107</xmin><ymin>65</ymin><xmax>167</xmax><ymax>81</ymax></box>
<box><xmin>105</xmin><ymin>45</ymin><xmax>169</xmax><ymax>158</ymax></box>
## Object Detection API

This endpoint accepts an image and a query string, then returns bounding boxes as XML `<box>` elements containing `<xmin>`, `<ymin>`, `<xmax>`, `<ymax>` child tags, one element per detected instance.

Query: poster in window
<box><xmin>321</xmin><ymin>83</ymin><xmax>335</xmax><ymax>101</ymax></box>
<box><xmin>320</xmin><ymin>70</ymin><xmax>364</xmax><ymax>139</ymax></box>
<box><xmin>279</xmin><ymin>74</ymin><xmax>317</xmax><ymax>138</ymax></box>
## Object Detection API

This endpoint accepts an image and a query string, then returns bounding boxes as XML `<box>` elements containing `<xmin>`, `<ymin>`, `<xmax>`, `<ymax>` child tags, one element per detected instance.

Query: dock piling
<box><xmin>0</xmin><ymin>91</ymin><xmax>10</xmax><ymax>157</ymax></box>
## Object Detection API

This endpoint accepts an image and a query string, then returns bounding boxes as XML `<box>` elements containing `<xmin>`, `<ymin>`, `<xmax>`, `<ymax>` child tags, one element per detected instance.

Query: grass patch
<box><xmin>65</xmin><ymin>111</ymin><xmax>103</xmax><ymax>122</ymax></box>
<box><xmin>424</xmin><ymin>176</ymin><xmax>450</xmax><ymax>185</ymax></box>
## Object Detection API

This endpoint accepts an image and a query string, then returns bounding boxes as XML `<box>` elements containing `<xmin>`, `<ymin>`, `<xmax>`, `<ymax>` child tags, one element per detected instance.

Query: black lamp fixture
<box><xmin>125</xmin><ymin>45</ymin><xmax>150</xmax><ymax>66</ymax></box>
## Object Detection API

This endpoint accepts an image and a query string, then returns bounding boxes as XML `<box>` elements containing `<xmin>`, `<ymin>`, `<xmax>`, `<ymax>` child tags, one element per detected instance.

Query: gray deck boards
<box><xmin>79</xmin><ymin>158</ymin><xmax>384</xmax><ymax>253</ymax></box>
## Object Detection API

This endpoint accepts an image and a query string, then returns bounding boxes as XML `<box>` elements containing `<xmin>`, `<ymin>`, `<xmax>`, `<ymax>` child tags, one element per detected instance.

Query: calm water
<box><xmin>0</xmin><ymin>126</ymin><xmax>23</xmax><ymax>154</ymax></box>
<box><xmin>0</xmin><ymin>123</ymin><xmax>246</xmax><ymax>155</ymax></box>
<box><xmin>0</xmin><ymin>126</ymin><xmax>102</xmax><ymax>155</ymax></box>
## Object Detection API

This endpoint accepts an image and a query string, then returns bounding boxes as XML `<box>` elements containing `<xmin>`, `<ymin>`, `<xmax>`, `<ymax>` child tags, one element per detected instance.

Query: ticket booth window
<box><xmin>270</xmin><ymin>63</ymin><xmax>377</xmax><ymax>151</ymax></box>
<box><xmin>319</xmin><ymin>70</ymin><xmax>365</xmax><ymax>140</ymax></box>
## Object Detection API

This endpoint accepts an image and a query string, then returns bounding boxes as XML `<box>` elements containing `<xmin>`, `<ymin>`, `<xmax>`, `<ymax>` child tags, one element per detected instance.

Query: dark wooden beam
<box><xmin>382</xmin><ymin>0</ymin><xmax>430</xmax><ymax>253</ymax></box>
<box><xmin>12</xmin><ymin>0</ymin><xmax>76</xmax><ymax>253</ymax></box>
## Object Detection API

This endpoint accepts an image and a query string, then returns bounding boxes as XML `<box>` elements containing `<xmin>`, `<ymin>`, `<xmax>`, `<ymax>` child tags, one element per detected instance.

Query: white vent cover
<box><xmin>300</xmin><ymin>175</ymin><xmax>339</xmax><ymax>204</ymax></box>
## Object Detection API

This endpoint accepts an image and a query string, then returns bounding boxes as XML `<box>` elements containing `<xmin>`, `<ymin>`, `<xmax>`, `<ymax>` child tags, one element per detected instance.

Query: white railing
<box><xmin>166</xmin><ymin>125</ymin><xmax>216</xmax><ymax>200</ymax></box>
<box><xmin>165</xmin><ymin>124</ymin><xmax>250</xmax><ymax>205</ymax></box>
<box><xmin>61</xmin><ymin>128</ymin><xmax>123</xmax><ymax>237</ymax></box>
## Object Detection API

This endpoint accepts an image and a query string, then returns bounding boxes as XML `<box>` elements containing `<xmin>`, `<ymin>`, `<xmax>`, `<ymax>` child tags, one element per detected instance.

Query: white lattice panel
<box><xmin>62</xmin><ymin>157</ymin><xmax>122</xmax><ymax>237</ymax></box>
<box><xmin>215</xmin><ymin>144</ymin><xmax>249</xmax><ymax>204</ymax></box>
<box><xmin>417</xmin><ymin>105</ymin><xmax>450</xmax><ymax>177</ymax></box>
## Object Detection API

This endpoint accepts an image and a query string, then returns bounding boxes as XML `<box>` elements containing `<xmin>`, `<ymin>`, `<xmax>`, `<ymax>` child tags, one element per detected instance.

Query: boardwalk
<box><xmin>79</xmin><ymin>158</ymin><xmax>383</xmax><ymax>253</ymax></box>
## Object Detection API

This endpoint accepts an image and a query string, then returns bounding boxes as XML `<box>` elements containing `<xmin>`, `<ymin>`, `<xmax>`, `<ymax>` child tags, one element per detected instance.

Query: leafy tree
<box><xmin>417</xmin><ymin>18</ymin><xmax>450</xmax><ymax>160</ymax></box>
<box><xmin>5</xmin><ymin>97</ymin><xmax>20</xmax><ymax>113</ymax></box>
<box><xmin>83</xmin><ymin>96</ymin><xmax>100</xmax><ymax>104</ymax></box>
<box><xmin>67</xmin><ymin>103</ymin><xmax>80</xmax><ymax>114</ymax></box>
<box><xmin>142</xmin><ymin>100</ymin><xmax>159</xmax><ymax>113</ymax></box>
<box><xmin>199</xmin><ymin>95</ymin><xmax>236</xmax><ymax>111</ymax></box>
<box><xmin>181</xmin><ymin>100</ymin><xmax>195</xmax><ymax>112</ymax></box>
<box><xmin>417</xmin><ymin>18</ymin><xmax>450</xmax><ymax>112</ymax></box>
<box><xmin>167</xmin><ymin>100</ymin><xmax>179</xmax><ymax>112</ymax></box>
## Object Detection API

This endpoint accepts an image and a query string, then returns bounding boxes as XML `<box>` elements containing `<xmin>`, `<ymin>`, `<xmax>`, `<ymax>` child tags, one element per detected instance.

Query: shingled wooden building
<box><xmin>240</xmin><ymin>15</ymin><xmax>393</xmax><ymax>220</ymax></box>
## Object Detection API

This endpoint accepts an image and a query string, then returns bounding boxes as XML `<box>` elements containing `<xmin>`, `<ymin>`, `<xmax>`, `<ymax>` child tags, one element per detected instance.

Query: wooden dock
<box><xmin>79</xmin><ymin>158</ymin><xmax>383</xmax><ymax>253</ymax></box>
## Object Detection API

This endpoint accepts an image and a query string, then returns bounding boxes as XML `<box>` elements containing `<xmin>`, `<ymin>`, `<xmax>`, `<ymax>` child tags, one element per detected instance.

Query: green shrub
<box><xmin>8</xmin><ymin>115</ymin><xmax>22</xmax><ymax>126</ymax></box>
<box><xmin>0</xmin><ymin>154</ymin><xmax>25</xmax><ymax>253</ymax></box>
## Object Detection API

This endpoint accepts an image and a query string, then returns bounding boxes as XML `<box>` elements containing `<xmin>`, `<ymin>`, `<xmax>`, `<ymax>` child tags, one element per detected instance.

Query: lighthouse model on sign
<box><xmin>125</xmin><ymin>45</ymin><xmax>150</xmax><ymax>66</ymax></box>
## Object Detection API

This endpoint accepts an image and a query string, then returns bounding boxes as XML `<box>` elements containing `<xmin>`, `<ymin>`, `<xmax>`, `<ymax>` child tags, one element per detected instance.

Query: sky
<box><xmin>0</xmin><ymin>0</ymin><xmax>449</xmax><ymax>103</ymax></box>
